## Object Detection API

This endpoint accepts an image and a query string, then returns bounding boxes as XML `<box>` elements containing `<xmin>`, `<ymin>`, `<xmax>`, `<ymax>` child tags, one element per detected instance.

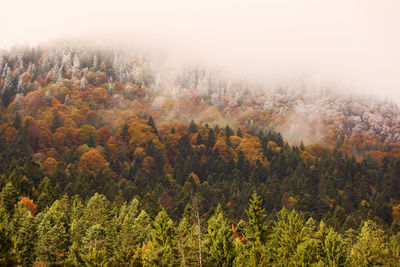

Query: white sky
<box><xmin>1</xmin><ymin>0</ymin><xmax>400</xmax><ymax>100</ymax></box>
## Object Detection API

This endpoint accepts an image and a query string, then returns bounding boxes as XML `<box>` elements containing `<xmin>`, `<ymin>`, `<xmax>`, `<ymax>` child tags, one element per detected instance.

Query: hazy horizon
<box><xmin>1</xmin><ymin>0</ymin><xmax>399</xmax><ymax>101</ymax></box>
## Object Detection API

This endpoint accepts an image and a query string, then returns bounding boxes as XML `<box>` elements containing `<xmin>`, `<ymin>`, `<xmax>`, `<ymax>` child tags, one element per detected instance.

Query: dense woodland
<box><xmin>1</xmin><ymin>45</ymin><xmax>400</xmax><ymax>265</ymax></box>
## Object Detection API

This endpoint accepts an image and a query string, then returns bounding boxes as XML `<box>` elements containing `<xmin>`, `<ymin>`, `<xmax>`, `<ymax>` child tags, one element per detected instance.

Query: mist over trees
<box><xmin>0</xmin><ymin>44</ymin><xmax>400</xmax><ymax>265</ymax></box>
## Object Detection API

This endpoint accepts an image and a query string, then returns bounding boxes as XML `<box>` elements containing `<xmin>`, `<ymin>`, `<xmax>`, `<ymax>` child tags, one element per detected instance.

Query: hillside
<box><xmin>1</xmin><ymin>45</ymin><xmax>400</xmax><ymax>265</ymax></box>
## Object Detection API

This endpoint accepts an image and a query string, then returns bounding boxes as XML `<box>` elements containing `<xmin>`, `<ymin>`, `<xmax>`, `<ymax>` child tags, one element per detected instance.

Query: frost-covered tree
<box><xmin>45</xmin><ymin>90</ymin><xmax>52</xmax><ymax>102</ymax></box>
<box><xmin>72</xmin><ymin>54</ymin><xmax>81</xmax><ymax>79</ymax></box>
<box><xmin>17</xmin><ymin>76</ymin><xmax>24</xmax><ymax>93</ymax></box>
<box><xmin>92</xmin><ymin>54</ymin><xmax>98</xmax><ymax>70</ymax></box>
<box><xmin>108</xmin><ymin>76</ymin><xmax>114</xmax><ymax>93</ymax></box>
<box><xmin>81</xmin><ymin>76</ymin><xmax>87</xmax><ymax>91</ymax></box>
<box><xmin>65</xmin><ymin>94</ymin><xmax>71</xmax><ymax>106</ymax></box>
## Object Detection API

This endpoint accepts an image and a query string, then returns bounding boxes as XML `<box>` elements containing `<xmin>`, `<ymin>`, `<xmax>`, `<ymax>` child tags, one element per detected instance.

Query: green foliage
<box><xmin>349</xmin><ymin>220</ymin><xmax>394</xmax><ymax>265</ymax></box>
<box><xmin>204</xmin><ymin>204</ymin><xmax>235</xmax><ymax>267</ymax></box>
<box><xmin>269</xmin><ymin>208</ymin><xmax>305</xmax><ymax>265</ymax></box>
<box><xmin>36</xmin><ymin>197</ymin><xmax>70</xmax><ymax>264</ymax></box>
<box><xmin>151</xmin><ymin>209</ymin><xmax>179</xmax><ymax>266</ymax></box>
<box><xmin>10</xmin><ymin>203</ymin><xmax>36</xmax><ymax>266</ymax></box>
<box><xmin>245</xmin><ymin>191</ymin><xmax>267</xmax><ymax>245</ymax></box>
<box><xmin>0</xmin><ymin>182</ymin><xmax>18</xmax><ymax>214</ymax></box>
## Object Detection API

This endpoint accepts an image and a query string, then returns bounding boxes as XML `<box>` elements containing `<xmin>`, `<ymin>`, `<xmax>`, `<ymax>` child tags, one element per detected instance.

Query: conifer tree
<box><xmin>189</xmin><ymin>119</ymin><xmax>198</xmax><ymax>133</ymax></box>
<box><xmin>245</xmin><ymin>191</ymin><xmax>267</xmax><ymax>245</ymax></box>
<box><xmin>152</xmin><ymin>209</ymin><xmax>178</xmax><ymax>266</ymax></box>
<box><xmin>349</xmin><ymin>220</ymin><xmax>392</xmax><ymax>265</ymax></box>
<box><xmin>10</xmin><ymin>203</ymin><xmax>36</xmax><ymax>266</ymax></box>
<box><xmin>204</xmin><ymin>204</ymin><xmax>235</xmax><ymax>267</ymax></box>
<box><xmin>269</xmin><ymin>208</ymin><xmax>304</xmax><ymax>265</ymax></box>
<box><xmin>36</xmin><ymin>198</ymin><xmax>70</xmax><ymax>264</ymax></box>
<box><xmin>81</xmin><ymin>76</ymin><xmax>87</xmax><ymax>91</ymax></box>
<box><xmin>0</xmin><ymin>182</ymin><xmax>19</xmax><ymax>214</ymax></box>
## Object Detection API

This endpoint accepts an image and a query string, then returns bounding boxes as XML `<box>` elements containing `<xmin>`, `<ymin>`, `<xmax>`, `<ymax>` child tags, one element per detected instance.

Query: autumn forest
<box><xmin>0</xmin><ymin>45</ymin><xmax>400</xmax><ymax>266</ymax></box>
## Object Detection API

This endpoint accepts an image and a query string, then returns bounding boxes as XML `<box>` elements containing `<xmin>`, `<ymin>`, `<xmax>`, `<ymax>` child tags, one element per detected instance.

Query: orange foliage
<box><xmin>125</xmin><ymin>120</ymin><xmax>163</xmax><ymax>155</ymax></box>
<box><xmin>19</xmin><ymin>197</ymin><xmax>38</xmax><ymax>216</ymax></box>
<box><xmin>229</xmin><ymin>135</ymin><xmax>242</xmax><ymax>148</ymax></box>
<box><xmin>213</xmin><ymin>139</ymin><xmax>229</xmax><ymax>159</ymax></box>
<box><xmin>237</xmin><ymin>134</ymin><xmax>264</xmax><ymax>165</ymax></box>
<box><xmin>79</xmin><ymin>124</ymin><xmax>98</xmax><ymax>144</ymax></box>
<box><xmin>78</xmin><ymin>149</ymin><xmax>108</xmax><ymax>176</ymax></box>
<box><xmin>392</xmin><ymin>204</ymin><xmax>400</xmax><ymax>222</ymax></box>
<box><xmin>189</xmin><ymin>172</ymin><xmax>200</xmax><ymax>184</ymax></box>
<box><xmin>5</xmin><ymin>126</ymin><xmax>17</xmax><ymax>144</ymax></box>
<box><xmin>97</xmin><ymin>127</ymin><xmax>111</xmax><ymax>146</ymax></box>
<box><xmin>142</xmin><ymin>156</ymin><xmax>154</xmax><ymax>173</ymax></box>
<box><xmin>43</xmin><ymin>157</ymin><xmax>58</xmax><ymax>175</ymax></box>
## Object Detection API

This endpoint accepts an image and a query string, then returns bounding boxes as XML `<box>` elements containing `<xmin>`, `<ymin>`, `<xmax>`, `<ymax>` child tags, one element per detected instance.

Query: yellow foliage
<box><xmin>43</xmin><ymin>157</ymin><xmax>58</xmax><ymax>175</ymax></box>
<box><xmin>238</xmin><ymin>134</ymin><xmax>264</xmax><ymax>165</ymax></box>
<box><xmin>189</xmin><ymin>172</ymin><xmax>200</xmax><ymax>184</ymax></box>
<box><xmin>393</xmin><ymin>204</ymin><xmax>400</xmax><ymax>222</ymax></box>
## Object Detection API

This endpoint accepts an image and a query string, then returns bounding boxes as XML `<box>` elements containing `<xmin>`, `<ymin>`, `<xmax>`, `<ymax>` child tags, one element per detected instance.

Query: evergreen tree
<box><xmin>177</xmin><ymin>206</ymin><xmax>199</xmax><ymax>266</ymax></box>
<box><xmin>81</xmin><ymin>76</ymin><xmax>87</xmax><ymax>91</ymax></box>
<box><xmin>151</xmin><ymin>209</ymin><xmax>178</xmax><ymax>266</ymax></box>
<box><xmin>204</xmin><ymin>204</ymin><xmax>235</xmax><ymax>267</ymax></box>
<box><xmin>0</xmin><ymin>182</ymin><xmax>19</xmax><ymax>214</ymax></box>
<box><xmin>269</xmin><ymin>208</ymin><xmax>304</xmax><ymax>265</ymax></box>
<box><xmin>147</xmin><ymin>116</ymin><xmax>158</xmax><ymax>136</ymax></box>
<box><xmin>349</xmin><ymin>220</ymin><xmax>393</xmax><ymax>265</ymax></box>
<box><xmin>245</xmin><ymin>191</ymin><xmax>267</xmax><ymax>245</ymax></box>
<box><xmin>189</xmin><ymin>119</ymin><xmax>198</xmax><ymax>133</ymax></box>
<box><xmin>37</xmin><ymin>177</ymin><xmax>56</xmax><ymax>211</ymax></box>
<box><xmin>10</xmin><ymin>203</ymin><xmax>36</xmax><ymax>266</ymax></box>
<box><xmin>0</xmin><ymin>206</ymin><xmax>15</xmax><ymax>266</ymax></box>
<box><xmin>36</xmin><ymin>198</ymin><xmax>70</xmax><ymax>264</ymax></box>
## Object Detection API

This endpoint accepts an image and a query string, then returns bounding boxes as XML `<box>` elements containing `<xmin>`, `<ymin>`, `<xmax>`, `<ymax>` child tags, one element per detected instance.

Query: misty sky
<box><xmin>1</xmin><ymin>0</ymin><xmax>400</xmax><ymax>101</ymax></box>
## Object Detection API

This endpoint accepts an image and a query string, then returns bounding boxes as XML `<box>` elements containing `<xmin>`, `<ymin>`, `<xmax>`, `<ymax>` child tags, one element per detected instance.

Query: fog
<box><xmin>1</xmin><ymin>0</ymin><xmax>400</xmax><ymax>101</ymax></box>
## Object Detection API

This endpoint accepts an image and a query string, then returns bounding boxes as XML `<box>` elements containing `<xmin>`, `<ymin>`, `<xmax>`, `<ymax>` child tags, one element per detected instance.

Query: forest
<box><xmin>1</xmin><ymin>45</ymin><xmax>400</xmax><ymax>266</ymax></box>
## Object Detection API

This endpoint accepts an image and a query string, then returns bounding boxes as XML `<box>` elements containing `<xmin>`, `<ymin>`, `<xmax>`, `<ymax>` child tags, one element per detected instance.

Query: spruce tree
<box><xmin>0</xmin><ymin>182</ymin><xmax>19</xmax><ymax>214</ymax></box>
<box><xmin>245</xmin><ymin>191</ymin><xmax>267</xmax><ymax>245</ymax></box>
<box><xmin>36</xmin><ymin>198</ymin><xmax>70</xmax><ymax>264</ymax></box>
<box><xmin>10</xmin><ymin>203</ymin><xmax>36</xmax><ymax>266</ymax></box>
<box><xmin>204</xmin><ymin>204</ymin><xmax>235</xmax><ymax>267</ymax></box>
<box><xmin>151</xmin><ymin>209</ymin><xmax>178</xmax><ymax>266</ymax></box>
